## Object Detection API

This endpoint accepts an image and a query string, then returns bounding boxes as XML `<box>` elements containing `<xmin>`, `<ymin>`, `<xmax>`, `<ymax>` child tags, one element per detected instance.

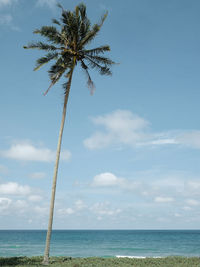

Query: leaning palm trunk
<box><xmin>43</xmin><ymin>68</ymin><xmax>74</xmax><ymax>265</ymax></box>
<box><xmin>24</xmin><ymin>3</ymin><xmax>115</xmax><ymax>265</ymax></box>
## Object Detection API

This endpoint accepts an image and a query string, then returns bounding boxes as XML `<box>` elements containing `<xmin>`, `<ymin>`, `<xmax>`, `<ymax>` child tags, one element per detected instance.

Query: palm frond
<box><xmin>83</xmin><ymin>45</ymin><xmax>110</xmax><ymax>56</ymax></box>
<box><xmin>79</xmin><ymin>12</ymin><xmax>108</xmax><ymax>47</ymax></box>
<box><xmin>80</xmin><ymin>60</ymin><xmax>95</xmax><ymax>94</ymax></box>
<box><xmin>48</xmin><ymin>57</ymin><xmax>72</xmax><ymax>80</ymax></box>
<box><xmin>43</xmin><ymin>81</ymin><xmax>55</xmax><ymax>96</ymax></box>
<box><xmin>48</xmin><ymin>63</ymin><xmax>65</xmax><ymax>80</ymax></box>
<box><xmin>52</xmin><ymin>18</ymin><xmax>61</xmax><ymax>26</ymax></box>
<box><xmin>78</xmin><ymin>3</ymin><xmax>86</xmax><ymax>19</ymax></box>
<box><xmin>34</xmin><ymin>26</ymin><xmax>63</xmax><ymax>45</ymax></box>
<box><xmin>62</xmin><ymin>79</ymin><xmax>72</xmax><ymax>95</ymax></box>
<box><xmin>79</xmin><ymin>19</ymin><xmax>90</xmax><ymax>40</ymax></box>
<box><xmin>86</xmin><ymin>55</ymin><xmax>115</xmax><ymax>66</ymax></box>
<box><xmin>44</xmin><ymin>67</ymin><xmax>65</xmax><ymax>96</ymax></box>
<box><xmin>34</xmin><ymin>52</ymin><xmax>59</xmax><ymax>71</ymax></box>
<box><xmin>61</xmin><ymin>10</ymin><xmax>75</xmax><ymax>29</ymax></box>
<box><xmin>24</xmin><ymin>41</ymin><xmax>58</xmax><ymax>51</ymax></box>
<box><xmin>44</xmin><ymin>57</ymin><xmax>72</xmax><ymax>95</ymax></box>
<box><xmin>44</xmin><ymin>66</ymin><xmax>65</xmax><ymax>95</ymax></box>
<box><xmin>75</xmin><ymin>3</ymin><xmax>90</xmax><ymax>40</ymax></box>
<box><xmin>75</xmin><ymin>5</ymin><xmax>79</xmax><ymax>17</ymax></box>
<box><xmin>57</xmin><ymin>2</ymin><xmax>64</xmax><ymax>10</ymax></box>
<box><xmin>62</xmin><ymin>64</ymin><xmax>75</xmax><ymax>95</ymax></box>
<box><xmin>60</xmin><ymin>11</ymin><xmax>78</xmax><ymax>46</ymax></box>
<box><xmin>85</xmin><ymin>56</ymin><xmax>112</xmax><ymax>75</ymax></box>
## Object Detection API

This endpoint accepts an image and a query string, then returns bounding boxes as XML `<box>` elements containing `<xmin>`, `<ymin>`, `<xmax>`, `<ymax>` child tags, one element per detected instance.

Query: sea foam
<box><xmin>116</xmin><ymin>255</ymin><xmax>162</xmax><ymax>258</ymax></box>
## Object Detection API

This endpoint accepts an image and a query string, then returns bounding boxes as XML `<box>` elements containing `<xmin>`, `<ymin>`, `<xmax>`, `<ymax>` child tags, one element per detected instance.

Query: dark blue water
<box><xmin>0</xmin><ymin>230</ymin><xmax>200</xmax><ymax>258</ymax></box>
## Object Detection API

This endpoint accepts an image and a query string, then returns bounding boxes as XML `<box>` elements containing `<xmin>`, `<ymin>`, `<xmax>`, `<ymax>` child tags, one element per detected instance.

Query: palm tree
<box><xmin>24</xmin><ymin>2</ymin><xmax>114</xmax><ymax>265</ymax></box>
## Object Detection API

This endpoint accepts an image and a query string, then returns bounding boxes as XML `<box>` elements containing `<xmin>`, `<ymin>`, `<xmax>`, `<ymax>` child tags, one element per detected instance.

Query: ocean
<box><xmin>0</xmin><ymin>230</ymin><xmax>200</xmax><ymax>258</ymax></box>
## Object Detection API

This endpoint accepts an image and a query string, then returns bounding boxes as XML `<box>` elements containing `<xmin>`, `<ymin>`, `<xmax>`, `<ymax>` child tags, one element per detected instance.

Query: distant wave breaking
<box><xmin>116</xmin><ymin>255</ymin><xmax>162</xmax><ymax>258</ymax></box>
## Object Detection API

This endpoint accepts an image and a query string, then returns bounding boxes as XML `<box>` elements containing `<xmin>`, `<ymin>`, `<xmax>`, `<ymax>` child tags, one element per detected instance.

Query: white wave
<box><xmin>116</xmin><ymin>255</ymin><xmax>162</xmax><ymax>258</ymax></box>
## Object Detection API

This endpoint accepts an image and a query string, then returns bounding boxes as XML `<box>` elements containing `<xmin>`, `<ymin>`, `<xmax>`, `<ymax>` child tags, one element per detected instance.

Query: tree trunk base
<box><xmin>42</xmin><ymin>259</ymin><xmax>49</xmax><ymax>265</ymax></box>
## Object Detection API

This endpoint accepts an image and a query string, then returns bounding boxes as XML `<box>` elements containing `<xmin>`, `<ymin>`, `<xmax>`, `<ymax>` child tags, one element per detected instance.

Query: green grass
<box><xmin>0</xmin><ymin>256</ymin><xmax>200</xmax><ymax>267</ymax></box>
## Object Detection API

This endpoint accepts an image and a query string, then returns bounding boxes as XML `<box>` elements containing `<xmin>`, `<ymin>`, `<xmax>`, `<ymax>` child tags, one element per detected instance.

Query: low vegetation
<box><xmin>0</xmin><ymin>256</ymin><xmax>200</xmax><ymax>267</ymax></box>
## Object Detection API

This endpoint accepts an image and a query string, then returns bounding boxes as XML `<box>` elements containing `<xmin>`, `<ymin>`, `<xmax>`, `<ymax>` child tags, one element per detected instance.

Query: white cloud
<box><xmin>0</xmin><ymin>142</ymin><xmax>71</xmax><ymax>162</ymax></box>
<box><xmin>176</xmin><ymin>131</ymin><xmax>200</xmax><ymax>149</ymax></box>
<box><xmin>0</xmin><ymin>13</ymin><xmax>12</xmax><ymax>23</ymax></box>
<box><xmin>148</xmin><ymin>138</ymin><xmax>177</xmax><ymax>145</ymax></box>
<box><xmin>182</xmin><ymin>206</ymin><xmax>192</xmax><ymax>211</ymax></box>
<box><xmin>92</xmin><ymin>172</ymin><xmax>124</xmax><ymax>187</ymax></box>
<box><xmin>75</xmin><ymin>200</ymin><xmax>86</xmax><ymax>210</ymax></box>
<box><xmin>186</xmin><ymin>181</ymin><xmax>200</xmax><ymax>197</ymax></box>
<box><xmin>29</xmin><ymin>172</ymin><xmax>46</xmax><ymax>179</ymax></box>
<box><xmin>28</xmin><ymin>195</ymin><xmax>43</xmax><ymax>202</ymax></box>
<box><xmin>0</xmin><ymin>182</ymin><xmax>31</xmax><ymax>195</ymax></box>
<box><xmin>61</xmin><ymin>150</ymin><xmax>72</xmax><ymax>161</ymax></box>
<box><xmin>0</xmin><ymin>197</ymin><xmax>12</xmax><ymax>215</ymax></box>
<box><xmin>84</xmin><ymin>110</ymin><xmax>200</xmax><ymax>150</ymax></box>
<box><xmin>36</xmin><ymin>0</ymin><xmax>57</xmax><ymax>9</ymax></box>
<box><xmin>14</xmin><ymin>200</ymin><xmax>28</xmax><ymax>209</ymax></box>
<box><xmin>84</xmin><ymin>110</ymin><xmax>149</xmax><ymax>149</ymax></box>
<box><xmin>154</xmin><ymin>197</ymin><xmax>174</xmax><ymax>203</ymax></box>
<box><xmin>0</xmin><ymin>0</ymin><xmax>17</xmax><ymax>8</ymax></box>
<box><xmin>187</xmin><ymin>181</ymin><xmax>200</xmax><ymax>190</ymax></box>
<box><xmin>84</xmin><ymin>132</ymin><xmax>113</xmax><ymax>150</ymax></box>
<box><xmin>90</xmin><ymin>172</ymin><xmax>141</xmax><ymax>192</ymax></box>
<box><xmin>174</xmin><ymin>213</ymin><xmax>182</xmax><ymax>218</ymax></box>
<box><xmin>0</xmin><ymin>164</ymin><xmax>8</xmax><ymax>174</ymax></box>
<box><xmin>57</xmin><ymin>208</ymin><xmax>74</xmax><ymax>215</ymax></box>
<box><xmin>186</xmin><ymin>199</ymin><xmax>200</xmax><ymax>206</ymax></box>
<box><xmin>0</xmin><ymin>13</ymin><xmax>20</xmax><ymax>30</ymax></box>
<box><xmin>34</xmin><ymin>206</ymin><xmax>48</xmax><ymax>215</ymax></box>
<box><xmin>0</xmin><ymin>197</ymin><xmax>12</xmax><ymax>211</ymax></box>
<box><xmin>151</xmin><ymin>176</ymin><xmax>185</xmax><ymax>192</ymax></box>
<box><xmin>90</xmin><ymin>202</ymin><xmax>121</xmax><ymax>216</ymax></box>
<box><xmin>0</xmin><ymin>0</ymin><xmax>20</xmax><ymax>30</ymax></box>
<box><xmin>92</xmin><ymin>110</ymin><xmax>148</xmax><ymax>133</ymax></box>
<box><xmin>88</xmin><ymin>170</ymin><xmax>200</xmax><ymax>214</ymax></box>
<box><xmin>0</xmin><ymin>0</ymin><xmax>10</xmax><ymax>6</ymax></box>
<box><xmin>0</xmin><ymin>197</ymin><xmax>32</xmax><ymax>215</ymax></box>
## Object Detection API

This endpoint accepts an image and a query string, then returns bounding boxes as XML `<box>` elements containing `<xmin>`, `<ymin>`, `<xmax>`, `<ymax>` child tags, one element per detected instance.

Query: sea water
<box><xmin>0</xmin><ymin>230</ymin><xmax>200</xmax><ymax>258</ymax></box>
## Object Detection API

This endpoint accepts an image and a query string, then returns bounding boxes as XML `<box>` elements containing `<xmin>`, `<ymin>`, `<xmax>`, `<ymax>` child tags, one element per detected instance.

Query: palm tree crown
<box><xmin>24</xmin><ymin>2</ymin><xmax>114</xmax><ymax>95</ymax></box>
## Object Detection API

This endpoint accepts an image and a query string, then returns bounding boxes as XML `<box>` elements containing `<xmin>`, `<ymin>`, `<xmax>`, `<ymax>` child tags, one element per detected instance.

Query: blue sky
<box><xmin>0</xmin><ymin>0</ymin><xmax>200</xmax><ymax>229</ymax></box>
